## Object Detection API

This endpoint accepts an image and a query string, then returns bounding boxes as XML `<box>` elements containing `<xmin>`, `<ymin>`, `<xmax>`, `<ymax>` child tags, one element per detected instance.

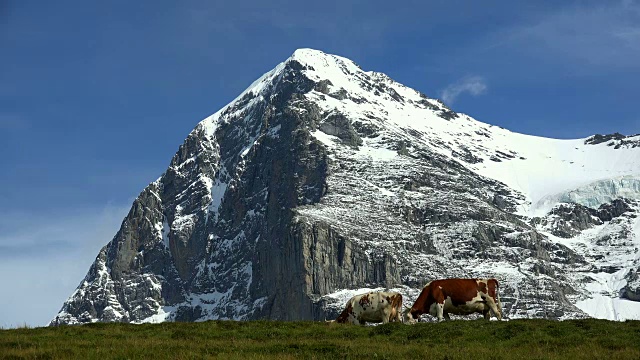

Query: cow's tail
<box><xmin>335</xmin><ymin>303</ymin><xmax>351</xmax><ymax>323</ymax></box>
<box><xmin>495</xmin><ymin>279</ymin><xmax>503</xmax><ymax>319</ymax></box>
<box><xmin>390</xmin><ymin>294</ymin><xmax>403</xmax><ymax>322</ymax></box>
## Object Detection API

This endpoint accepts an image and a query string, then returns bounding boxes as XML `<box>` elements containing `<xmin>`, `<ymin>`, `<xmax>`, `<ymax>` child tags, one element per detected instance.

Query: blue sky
<box><xmin>1</xmin><ymin>0</ymin><xmax>639</xmax><ymax>327</ymax></box>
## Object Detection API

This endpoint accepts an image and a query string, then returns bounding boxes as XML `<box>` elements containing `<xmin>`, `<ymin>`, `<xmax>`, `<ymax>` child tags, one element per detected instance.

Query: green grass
<box><xmin>1</xmin><ymin>319</ymin><xmax>639</xmax><ymax>359</ymax></box>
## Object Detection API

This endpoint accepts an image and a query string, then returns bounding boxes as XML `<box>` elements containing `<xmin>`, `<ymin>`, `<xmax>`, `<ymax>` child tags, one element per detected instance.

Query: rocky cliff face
<box><xmin>51</xmin><ymin>49</ymin><xmax>640</xmax><ymax>325</ymax></box>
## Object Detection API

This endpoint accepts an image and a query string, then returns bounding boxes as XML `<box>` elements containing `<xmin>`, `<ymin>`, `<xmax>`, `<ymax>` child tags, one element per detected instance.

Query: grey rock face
<box><xmin>585</xmin><ymin>133</ymin><xmax>640</xmax><ymax>148</ymax></box>
<box><xmin>621</xmin><ymin>270</ymin><xmax>640</xmax><ymax>301</ymax></box>
<box><xmin>532</xmin><ymin>199</ymin><xmax>633</xmax><ymax>238</ymax></box>
<box><xmin>51</xmin><ymin>49</ymin><xmax>640</xmax><ymax>325</ymax></box>
<box><xmin>585</xmin><ymin>133</ymin><xmax>628</xmax><ymax>145</ymax></box>
<box><xmin>318</xmin><ymin>113</ymin><xmax>362</xmax><ymax>148</ymax></box>
<box><xmin>532</xmin><ymin>203</ymin><xmax>602</xmax><ymax>238</ymax></box>
<box><xmin>596</xmin><ymin>199</ymin><xmax>632</xmax><ymax>221</ymax></box>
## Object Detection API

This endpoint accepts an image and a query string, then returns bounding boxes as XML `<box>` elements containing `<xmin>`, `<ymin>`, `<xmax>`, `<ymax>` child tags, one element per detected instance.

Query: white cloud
<box><xmin>0</xmin><ymin>203</ymin><xmax>130</xmax><ymax>328</ymax></box>
<box><xmin>440</xmin><ymin>76</ymin><xmax>487</xmax><ymax>105</ymax></box>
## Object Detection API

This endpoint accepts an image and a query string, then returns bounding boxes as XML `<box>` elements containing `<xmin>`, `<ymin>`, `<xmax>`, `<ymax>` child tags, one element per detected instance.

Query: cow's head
<box><xmin>403</xmin><ymin>307</ymin><xmax>418</xmax><ymax>324</ymax></box>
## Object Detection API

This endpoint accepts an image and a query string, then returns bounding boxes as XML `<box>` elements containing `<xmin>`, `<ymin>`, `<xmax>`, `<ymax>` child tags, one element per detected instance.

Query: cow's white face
<box><xmin>403</xmin><ymin>309</ymin><xmax>417</xmax><ymax>324</ymax></box>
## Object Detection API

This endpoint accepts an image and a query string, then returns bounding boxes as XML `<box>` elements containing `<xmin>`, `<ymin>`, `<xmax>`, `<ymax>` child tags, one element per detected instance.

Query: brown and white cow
<box><xmin>334</xmin><ymin>291</ymin><xmax>403</xmax><ymax>325</ymax></box>
<box><xmin>404</xmin><ymin>278</ymin><xmax>502</xmax><ymax>323</ymax></box>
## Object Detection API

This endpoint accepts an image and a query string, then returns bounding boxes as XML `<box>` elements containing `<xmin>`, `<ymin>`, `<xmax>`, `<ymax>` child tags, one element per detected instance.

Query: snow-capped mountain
<box><xmin>51</xmin><ymin>49</ymin><xmax>640</xmax><ymax>325</ymax></box>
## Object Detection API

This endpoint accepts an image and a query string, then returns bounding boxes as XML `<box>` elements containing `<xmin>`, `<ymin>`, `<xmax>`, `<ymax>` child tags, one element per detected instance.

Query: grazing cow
<box><xmin>405</xmin><ymin>278</ymin><xmax>502</xmax><ymax>323</ymax></box>
<box><xmin>334</xmin><ymin>291</ymin><xmax>403</xmax><ymax>325</ymax></box>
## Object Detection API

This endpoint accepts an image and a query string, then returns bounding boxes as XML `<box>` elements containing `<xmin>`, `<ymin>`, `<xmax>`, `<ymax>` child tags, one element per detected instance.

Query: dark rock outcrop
<box><xmin>621</xmin><ymin>270</ymin><xmax>640</xmax><ymax>301</ymax></box>
<box><xmin>585</xmin><ymin>133</ymin><xmax>640</xmax><ymax>149</ymax></box>
<box><xmin>532</xmin><ymin>199</ymin><xmax>632</xmax><ymax>238</ymax></box>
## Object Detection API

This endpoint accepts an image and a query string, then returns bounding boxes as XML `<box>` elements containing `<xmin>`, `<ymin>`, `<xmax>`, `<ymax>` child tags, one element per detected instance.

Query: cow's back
<box><xmin>407</xmin><ymin>278</ymin><xmax>502</xmax><ymax>322</ymax></box>
<box><xmin>336</xmin><ymin>291</ymin><xmax>403</xmax><ymax>324</ymax></box>
<box><xmin>431</xmin><ymin>279</ymin><xmax>481</xmax><ymax>306</ymax></box>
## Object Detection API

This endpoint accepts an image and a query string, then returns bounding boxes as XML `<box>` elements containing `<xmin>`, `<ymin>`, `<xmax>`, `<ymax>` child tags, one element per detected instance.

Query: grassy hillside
<box><xmin>1</xmin><ymin>319</ymin><xmax>639</xmax><ymax>359</ymax></box>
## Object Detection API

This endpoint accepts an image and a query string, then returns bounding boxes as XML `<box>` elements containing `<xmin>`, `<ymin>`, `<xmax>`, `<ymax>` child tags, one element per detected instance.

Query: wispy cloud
<box><xmin>440</xmin><ymin>76</ymin><xmax>487</xmax><ymax>105</ymax></box>
<box><xmin>0</xmin><ymin>203</ymin><xmax>130</xmax><ymax>328</ymax></box>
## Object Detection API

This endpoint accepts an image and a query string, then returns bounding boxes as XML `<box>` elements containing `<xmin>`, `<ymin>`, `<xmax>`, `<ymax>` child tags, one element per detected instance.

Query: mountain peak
<box><xmin>289</xmin><ymin>48</ymin><xmax>327</xmax><ymax>60</ymax></box>
<box><xmin>287</xmin><ymin>48</ymin><xmax>363</xmax><ymax>76</ymax></box>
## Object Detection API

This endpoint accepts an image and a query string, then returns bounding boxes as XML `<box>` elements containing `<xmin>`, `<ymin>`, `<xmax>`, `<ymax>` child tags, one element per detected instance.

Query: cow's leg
<box><xmin>434</xmin><ymin>289</ymin><xmax>446</xmax><ymax>322</ymax></box>
<box><xmin>389</xmin><ymin>308</ymin><xmax>399</xmax><ymax>323</ymax></box>
<box><xmin>490</xmin><ymin>299</ymin><xmax>502</xmax><ymax>320</ymax></box>
<box><xmin>493</xmin><ymin>304</ymin><xmax>503</xmax><ymax>320</ymax></box>
<box><xmin>483</xmin><ymin>295</ymin><xmax>502</xmax><ymax>320</ymax></box>
<box><xmin>444</xmin><ymin>312</ymin><xmax>451</xmax><ymax>321</ymax></box>
<box><xmin>382</xmin><ymin>311</ymin><xmax>390</xmax><ymax>324</ymax></box>
<box><xmin>436</xmin><ymin>302</ymin><xmax>445</xmax><ymax>322</ymax></box>
<box><xmin>483</xmin><ymin>309</ymin><xmax>490</xmax><ymax>320</ymax></box>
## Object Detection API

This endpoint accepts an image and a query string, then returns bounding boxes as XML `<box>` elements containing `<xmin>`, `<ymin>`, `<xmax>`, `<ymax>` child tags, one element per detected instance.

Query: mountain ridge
<box><xmin>51</xmin><ymin>48</ymin><xmax>640</xmax><ymax>325</ymax></box>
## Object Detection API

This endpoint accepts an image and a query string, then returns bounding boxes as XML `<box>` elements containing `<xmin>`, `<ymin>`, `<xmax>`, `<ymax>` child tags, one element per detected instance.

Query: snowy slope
<box><xmin>274</xmin><ymin>50</ymin><xmax>640</xmax><ymax>217</ymax></box>
<box><xmin>470</xmin><ymin>135</ymin><xmax>640</xmax><ymax>216</ymax></box>
<box><xmin>538</xmin><ymin>200</ymin><xmax>640</xmax><ymax>320</ymax></box>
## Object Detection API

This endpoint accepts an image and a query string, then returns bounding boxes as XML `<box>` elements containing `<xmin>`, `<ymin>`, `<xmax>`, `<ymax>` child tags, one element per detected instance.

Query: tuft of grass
<box><xmin>0</xmin><ymin>319</ymin><xmax>639</xmax><ymax>359</ymax></box>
